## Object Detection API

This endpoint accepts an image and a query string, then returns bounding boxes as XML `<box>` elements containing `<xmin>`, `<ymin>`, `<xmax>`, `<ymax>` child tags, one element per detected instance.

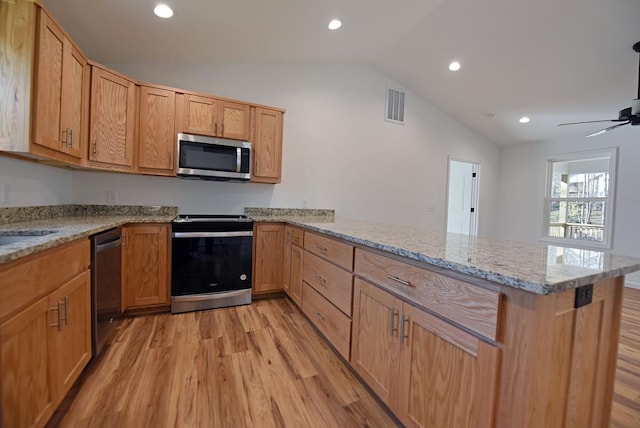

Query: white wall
<box><xmin>495</xmin><ymin>125</ymin><xmax>640</xmax><ymax>286</ymax></box>
<box><xmin>73</xmin><ymin>63</ymin><xmax>500</xmax><ymax>235</ymax></box>
<box><xmin>0</xmin><ymin>156</ymin><xmax>73</xmax><ymax>207</ymax></box>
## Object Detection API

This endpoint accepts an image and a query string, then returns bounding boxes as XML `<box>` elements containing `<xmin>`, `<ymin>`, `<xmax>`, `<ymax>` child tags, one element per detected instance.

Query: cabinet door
<box><xmin>47</xmin><ymin>271</ymin><xmax>91</xmax><ymax>402</ymax></box>
<box><xmin>252</xmin><ymin>223</ymin><xmax>284</xmax><ymax>294</ymax></box>
<box><xmin>1</xmin><ymin>296</ymin><xmax>55</xmax><ymax>428</ymax></box>
<box><xmin>89</xmin><ymin>67</ymin><xmax>136</xmax><ymax>169</ymax></box>
<box><xmin>251</xmin><ymin>107</ymin><xmax>283</xmax><ymax>183</ymax></box>
<box><xmin>33</xmin><ymin>11</ymin><xmax>65</xmax><ymax>152</ymax></box>
<box><xmin>290</xmin><ymin>244</ymin><xmax>303</xmax><ymax>306</ymax></box>
<box><xmin>351</xmin><ymin>278</ymin><xmax>401</xmax><ymax>406</ymax></box>
<box><xmin>122</xmin><ymin>224</ymin><xmax>170</xmax><ymax>309</ymax></box>
<box><xmin>181</xmin><ymin>94</ymin><xmax>217</xmax><ymax>136</ymax></box>
<box><xmin>60</xmin><ymin>42</ymin><xmax>88</xmax><ymax>159</ymax></box>
<box><xmin>397</xmin><ymin>303</ymin><xmax>500</xmax><ymax>428</ymax></box>
<box><xmin>138</xmin><ymin>86</ymin><xmax>176</xmax><ymax>175</ymax></box>
<box><xmin>219</xmin><ymin>100</ymin><xmax>250</xmax><ymax>140</ymax></box>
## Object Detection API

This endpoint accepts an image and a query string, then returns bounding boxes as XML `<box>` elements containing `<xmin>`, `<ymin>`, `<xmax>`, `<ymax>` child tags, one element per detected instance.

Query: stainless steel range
<box><xmin>171</xmin><ymin>214</ymin><xmax>253</xmax><ymax>314</ymax></box>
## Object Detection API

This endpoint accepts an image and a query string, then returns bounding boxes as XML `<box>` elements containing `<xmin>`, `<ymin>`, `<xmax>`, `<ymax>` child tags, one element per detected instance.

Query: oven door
<box><xmin>171</xmin><ymin>231</ymin><xmax>253</xmax><ymax>296</ymax></box>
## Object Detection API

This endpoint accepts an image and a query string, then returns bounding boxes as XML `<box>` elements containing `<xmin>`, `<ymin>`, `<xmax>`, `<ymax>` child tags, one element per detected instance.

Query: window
<box><xmin>543</xmin><ymin>148</ymin><xmax>617</xmax><ymax>249</ymax></box>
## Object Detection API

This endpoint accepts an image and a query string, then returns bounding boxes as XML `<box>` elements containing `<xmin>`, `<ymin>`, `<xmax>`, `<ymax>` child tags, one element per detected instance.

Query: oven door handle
<box><xmin>172</xmin><ymin>231</ymin><xmax>254</xmax><ymax>238</ymax></box>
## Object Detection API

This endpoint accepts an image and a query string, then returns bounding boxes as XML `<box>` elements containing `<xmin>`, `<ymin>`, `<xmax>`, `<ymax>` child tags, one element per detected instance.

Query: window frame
<box><xmin>541</xmin><ymin>147</ymin><xmax>618</xmax><ymax>250</ymax></box>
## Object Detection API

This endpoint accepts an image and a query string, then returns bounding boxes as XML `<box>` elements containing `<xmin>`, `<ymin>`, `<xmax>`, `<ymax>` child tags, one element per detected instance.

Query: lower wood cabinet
<box><xmin>252</xmin><ymin>223</ymin><xmax>285</xmax><ymax>295</ymax></box>
<box><xmin>351</xmin><ymin>278</ymin><xmax>500</xmax><ymax>427</ymax></box>
<box><xmin>283</xmin><ymin>226</ymin><xmax>303</xmax><ymax>305</ymax></box>
<box><xmin>122</xmin><ymin>224</ymin><xmax>170</xmax><ymax>310</ymax></box>
<box><xmin>0</xmin><ymin>239</ymin><xmax>91</xmax><ymax>428</ymax></box>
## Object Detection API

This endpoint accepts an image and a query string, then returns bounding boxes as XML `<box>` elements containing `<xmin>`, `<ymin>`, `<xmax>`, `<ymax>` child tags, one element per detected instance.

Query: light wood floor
<box><xmin>611</xmin><ymin>287</ymin><xmax>640</xmax><ymax>427</ymax></box>
<box><xmin>55</xmin><ymin>298</ymin><xmax>398</xmax><ymax>427</ymax></box>
<box><xmin>54</xmin><ymin>289</ymin><xmax>640</xmax><ymax>427</ymax></box>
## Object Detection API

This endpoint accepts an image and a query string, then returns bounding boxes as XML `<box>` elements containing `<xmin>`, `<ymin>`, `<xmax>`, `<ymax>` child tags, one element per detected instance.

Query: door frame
<box><xmin>445</xmin><ymin>156</ymin><xmax>480</xmax><ymax>236</ymax></box>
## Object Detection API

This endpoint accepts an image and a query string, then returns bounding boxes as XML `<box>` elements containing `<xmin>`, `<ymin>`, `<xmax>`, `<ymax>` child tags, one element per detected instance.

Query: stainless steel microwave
<box><xmin>176</xmin><ymin>133</ymin><xmax>252</xmax><ymax>181</ymax></box>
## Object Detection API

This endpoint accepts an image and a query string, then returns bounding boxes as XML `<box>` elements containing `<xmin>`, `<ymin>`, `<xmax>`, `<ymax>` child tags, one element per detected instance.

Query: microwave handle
<box><xmin>236</xmin><ymin>148</ymin><xmax>241</xmax><ymax>173</ymax></box>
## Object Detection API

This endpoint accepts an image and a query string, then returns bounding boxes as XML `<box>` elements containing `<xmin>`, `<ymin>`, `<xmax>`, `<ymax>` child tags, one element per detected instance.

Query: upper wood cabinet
<box><xmin>122</xmin><ymin>224</ymin><xmax>170</xmax><ymax>310</ymax></box>
<box><xmin>31</xmin><ymin>8</ymin><xmax>89</xmax><ymax>164</ymax></box>
<box><xmin>251</xmin><ymin>107</ymin><xmax>283</xmax><ymax>184</ymax></box>
<box><xmin>88</xmin><ymin>65</ymin><xmax>136</xmax><ymax>171</ymax></box>
<box><xmin>253</xmin><ymin>223</ymin><xmax>285</xmax><ymax>295</ymax></box>
<box><xmin>137</xmin><ymin>85</ymin><xmax>176</xmax><ymax>176</ymax></box>
<box><xmin>177</xmin><ymin>94</ymin><xmax>250</xmax><ymax>141</ymax></box>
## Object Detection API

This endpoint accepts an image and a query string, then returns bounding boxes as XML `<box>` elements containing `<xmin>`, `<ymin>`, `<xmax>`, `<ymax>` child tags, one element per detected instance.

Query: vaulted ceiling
<box><xmin>42</xmin><ymin>0</ymin><xmax>640</xmax><ymax>146</ymax></box>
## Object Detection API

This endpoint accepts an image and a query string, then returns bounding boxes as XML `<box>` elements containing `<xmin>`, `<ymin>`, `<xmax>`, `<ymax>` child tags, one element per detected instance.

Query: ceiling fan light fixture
<box><xmin>448</xmin><ymin>61</ymin><xmax>461</xmax><ymax>72</ymax></box>
<box><xmin>154</xmin><ymin>4</ymin><xmax>174</xmax><ymax>19</ymax></box>
<box><xmin>328</xmin><ymin>19</ymin><xmax>342</xmax><ymax>30</ymax></box>
<box><xmin>519</xmin><ymin>116</ymin><xmax>530</xmax><ymax>124</ymax></box>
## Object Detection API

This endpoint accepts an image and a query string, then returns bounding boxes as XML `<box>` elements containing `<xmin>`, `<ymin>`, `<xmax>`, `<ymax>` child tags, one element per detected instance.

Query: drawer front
<box><xmin>354</xmin><ymin>248</ymin><xmax>500</xmax><ymax>341</ymax></box>
<box><xmin>286</xmin><ymin>226</ymin><xmax>304</xmax><ymax>247</ymax></box>
<box><xmin>0</xmin><ymin>239</ymin><xmax>90</xmax><ymax>322</ymax></box>
<box><xmin>304</xmin><ymin>232</ymin><xmax>353</xmax><ymax>271</ymax></box>
<box><xmin>303</xmin><ymin>252</ymin><xmax>353</xmax><ymax>316</ymax></box>
<box><xmin>302</xmin><ymin>281</ymin><xmax>351</xmax><ymax>360</ymax></box>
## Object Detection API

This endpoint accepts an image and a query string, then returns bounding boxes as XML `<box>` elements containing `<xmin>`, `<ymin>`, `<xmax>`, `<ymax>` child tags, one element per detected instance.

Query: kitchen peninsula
<box><xmin>2</xmin><ymin>205</ymin><xmax>640</xmax><ymax>427</ymax></box>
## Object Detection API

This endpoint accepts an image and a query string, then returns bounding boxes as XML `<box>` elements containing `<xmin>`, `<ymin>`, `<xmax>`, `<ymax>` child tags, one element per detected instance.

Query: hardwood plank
<box><xmin>611</xmin><ymin>287</ymin><xmax>640</xmax><ymax>427</ymax></box>
<box><xmin>57</xmin><ymin>298</ymin><xmax>398</xmax><ymax>427</ymax></box>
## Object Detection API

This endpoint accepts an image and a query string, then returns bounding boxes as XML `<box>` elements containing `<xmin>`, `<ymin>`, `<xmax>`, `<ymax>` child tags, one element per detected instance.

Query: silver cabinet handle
<box><xmin>400</xmin><ymin>315</ymin><xmax>410</xmax><ymax>344</ymax></box>
<box><xmin>64</xmin><ymin>295</ymin><xmax>69</xmax><ymax>325</ymax></box>
<box><xmin>93</xmin><ymin>141</ymin><xmax>98</xmax><ymax>157</ymax></box>
<box><xmin>68</xmin><ymin>129</ymin><xmax>73</xmax><ymax>148</ymax></box>
<box><xmin>50</xmin><ymin>303</ymin><xmax>62</xmax><ymax>331</ymax></box>
<box><xmin>62</xmin><ymin>129</ymin><xmax>69</xmax><ymax>146</ymax></box>
<box><xmin>314</xmin><ymin>311</ymin><xmax>324</xmax><ymax>321</ymax></box>
<box><xmin>387</xmin><ymin>275</ymin><xmax>412</xmax><ymax>287</ymax></box>
<box><xmin>315</xmin><ymin>244</ymin><xmax>328</xmax><ymax>253</ymax></box>
<box><xmin>220</xmin><ymin>124</ymin><xmax>224</xmax><ymax>136</ymax></box>
<box><xmin>389</xmin><ymin>308</ymin><xmax>395</xmax><ymax>337</ymax></box>
<box><xmin>314</xmin><ymin>273</ymin><xmax>327</xmax><ymax>285</ymax></box>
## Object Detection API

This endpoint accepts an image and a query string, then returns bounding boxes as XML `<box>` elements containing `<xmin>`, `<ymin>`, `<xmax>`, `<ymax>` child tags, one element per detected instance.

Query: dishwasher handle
<box><xmin>95</xmin><ymin>238</ymin><xmax>122</xmax><ymax>252</ymax></box>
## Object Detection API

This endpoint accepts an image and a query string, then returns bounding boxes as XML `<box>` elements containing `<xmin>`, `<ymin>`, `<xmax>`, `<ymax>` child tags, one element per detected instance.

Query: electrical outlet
<box><xmin>0</xmin><ymin>184</ymin><xmax>9</xmax><ymax>204</ymax></box>
<box><xmin>574</xmin><ymin>284</ymin><xmax>593</xmax><ymax>308</ymax></box>
<box><xmin>301</xmin><ymin>199</ymin><xmax>308</xmax><ymax>208</ymax></box>
<box><xmin>106</xmin><ymin>191</ymin><xmax>118</xmax><ymax>204</ymax></box>
<box><xmin>425</xmin><ymin>204</ymin><xmax>436</xmax><ymax>213</ymax></box>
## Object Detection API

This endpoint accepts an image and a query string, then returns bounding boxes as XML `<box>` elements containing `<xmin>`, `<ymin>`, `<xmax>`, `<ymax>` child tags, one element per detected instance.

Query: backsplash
<box><xmin>0</xmin><ymin>205</ymin><xmax>178</xmax><ymax>225</ymax></box>
<box><xmin>244</xmin><ymin>207</ymin><xmax>335</xmax><ymax>218</ymax></box>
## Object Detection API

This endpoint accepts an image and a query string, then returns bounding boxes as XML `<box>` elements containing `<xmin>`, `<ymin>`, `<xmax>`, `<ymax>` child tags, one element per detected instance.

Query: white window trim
<box><xmin>540</xmin><ymin>147</ymin><xmax>618</xmax><ymax>250</ymax></box>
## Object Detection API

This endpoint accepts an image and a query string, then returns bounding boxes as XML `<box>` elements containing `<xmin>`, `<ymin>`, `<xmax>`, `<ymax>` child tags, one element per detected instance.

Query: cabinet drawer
<box><xmin>304</xmin><ymin>232</ymin><xmax>353</xmax><ymax>271</ymax></box>
<box><xmin>0</xmin><ymin>239</ymin><xmax>90</xmax><ymax>322</ymax></box>
<box><xmin>302</xmin><ymin>282</ymin><xmax>351</xmax><ymax>360</ymax></box>
<box><xmin>354</xmin><ymin>248</ymin><xmax>500</xmax><ymax>341</ymax></box>
<box><xmin>286</xmin><ymin>226</ymin><xmax>304</xmax><ymax>246</ymax></box>
<box><xmin>303</xmin><ymin>252</ymin><xmax>353</xmax><ymax>316</ymax></box>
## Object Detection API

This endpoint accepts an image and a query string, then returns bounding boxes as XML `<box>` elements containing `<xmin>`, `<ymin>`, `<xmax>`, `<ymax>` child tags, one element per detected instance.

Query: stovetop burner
<box><xmin>173</xmin><ymin>214</ymin><xmax>252</xmax><ymax>223</ymax></box>
<box><xmin>172</xmin><ymin>214</ymin><xmax>253</xmax><ymax>232</ymax></box>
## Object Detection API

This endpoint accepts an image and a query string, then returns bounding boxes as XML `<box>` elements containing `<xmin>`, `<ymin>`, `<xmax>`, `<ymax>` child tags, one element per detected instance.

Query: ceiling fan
<box><xmin>558</xmin><ymin>41</ymin><xmax>640</xmax><ymax>137</ymax></box>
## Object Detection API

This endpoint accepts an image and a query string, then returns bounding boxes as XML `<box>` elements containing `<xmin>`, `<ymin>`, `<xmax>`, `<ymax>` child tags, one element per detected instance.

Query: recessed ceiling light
<box><xmin>328</xmin><ymin>19</ymin><xmax>342</xmax><ymax>30</ymax></box>
<box><xmin>519</xmin><ymin>116</ymin><xmax>531</xmax><ymax>124</ymax></box>
<box><xmin>154</xmin><ymin>4</ymin><xmax>173</xmax><ymax>18</ymax></box>
<box><xmin>448</xmin><ymin>61</ymin><xmax>461</xmax><ymax>71</ymax></box>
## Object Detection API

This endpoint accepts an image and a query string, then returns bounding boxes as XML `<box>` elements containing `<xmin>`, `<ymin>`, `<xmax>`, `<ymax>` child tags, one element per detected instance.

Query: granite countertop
<box><xmin>250</xmin><ymin>214</ymin><xmax>640</xmax><ymax>295</ymax></box>
<box><xmin>0</xmin><ymin>205</ymin><xmax>177</xmax><ymax>264</ymax></box>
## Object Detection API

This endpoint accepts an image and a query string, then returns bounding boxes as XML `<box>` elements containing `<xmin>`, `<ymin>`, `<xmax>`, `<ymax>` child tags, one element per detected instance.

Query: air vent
<box><xmin>386</xmin><ymin>88</ymin><xmax>405</xmax><ymax>124</ymax></box>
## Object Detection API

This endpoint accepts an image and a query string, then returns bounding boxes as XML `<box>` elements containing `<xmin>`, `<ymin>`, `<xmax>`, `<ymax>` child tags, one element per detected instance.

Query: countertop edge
<box><xmin>253</xmin><ymin>217</ymin><xmax>640</xmax><ymax>296</ymax></box>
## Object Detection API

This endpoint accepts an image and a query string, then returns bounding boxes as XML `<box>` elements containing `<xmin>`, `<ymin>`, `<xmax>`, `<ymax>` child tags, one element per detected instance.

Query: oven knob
<box><xmin>240</xmin><ymin>274</ymin><xmax>247</xmax><ymax>281</ymax></box>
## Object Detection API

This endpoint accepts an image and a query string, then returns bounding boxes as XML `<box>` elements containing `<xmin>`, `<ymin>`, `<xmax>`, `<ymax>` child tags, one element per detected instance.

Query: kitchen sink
<box><xmin>0</xmin><ymin>230</ymin><xmax>57</xmax><ymax>246</ymax></box>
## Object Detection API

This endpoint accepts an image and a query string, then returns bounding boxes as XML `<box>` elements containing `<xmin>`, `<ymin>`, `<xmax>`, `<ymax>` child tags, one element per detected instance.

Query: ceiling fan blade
<box><xmin>558</xmin><ymin>119</ymin><xmax>626</xmax><ymax>126</ymax></box>
<box><xmin>586</xmin><ymin>121</ymin><xmax>630</xmax><ymax>138</ymax></box>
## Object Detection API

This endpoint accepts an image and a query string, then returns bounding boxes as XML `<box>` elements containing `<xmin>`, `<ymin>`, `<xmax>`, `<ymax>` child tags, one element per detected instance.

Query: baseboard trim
<box><xmin>625</xmin><ymin>281</ymin><xmax>640</xmax><ymax>290</ymax></box>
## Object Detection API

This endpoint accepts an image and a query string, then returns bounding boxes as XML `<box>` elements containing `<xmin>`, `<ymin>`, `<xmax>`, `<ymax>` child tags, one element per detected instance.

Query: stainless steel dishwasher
<box><xmin>91</xmin><ymin>227</ymin><xmax>122</xmax><ymax>358</ymax></box>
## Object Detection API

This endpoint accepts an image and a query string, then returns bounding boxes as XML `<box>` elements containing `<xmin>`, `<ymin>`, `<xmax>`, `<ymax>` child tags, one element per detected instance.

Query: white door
<box><xmin>446</xmin><ymin>159</ymin><xmax>479</xmax><ymax>236</ymax></box>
